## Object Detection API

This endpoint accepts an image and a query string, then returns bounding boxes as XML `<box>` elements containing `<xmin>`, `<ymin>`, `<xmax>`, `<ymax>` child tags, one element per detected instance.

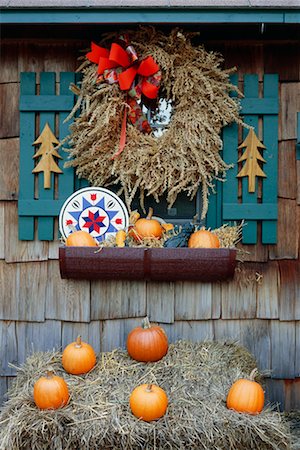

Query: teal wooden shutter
<box><xmin>207</xmin><ymin>74</ymin><xmax>279</xmax><ymax>244</ymax></box>
<box><xmin>19</xmin><ymin>72</ymin><xmax>88</xmax><ymax>240</ymax></box>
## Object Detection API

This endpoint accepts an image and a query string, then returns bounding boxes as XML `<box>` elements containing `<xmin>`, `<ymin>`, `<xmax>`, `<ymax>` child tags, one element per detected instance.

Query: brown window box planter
<box><xmin>59</xmin><ymin>247</ymin><xmax>237</xmax><ymax>282</ymax></box>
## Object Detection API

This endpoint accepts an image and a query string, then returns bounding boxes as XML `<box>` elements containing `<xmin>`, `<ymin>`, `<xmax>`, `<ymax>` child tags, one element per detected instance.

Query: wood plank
<box><xmin>44</xmin><ymin>42</ymin><xmax>80</xmax><ymax>73</ymax></box>
<box><xmin>0</xmin><ymin>202</ymin><xmax>4</xmax><ymax>259</ymax></box>
<box><xmin>0</xmin><ymin>260</ymin><xmax>46</xmax><ymax>321</ymax></box>
<box><xmin>213</xmin><ymin>319</ymin><xmax>271</xmax><ymax>372</ymax></box>
<box><xmin>212</xmin><ymin>282</ymin><xmax>221</xmax><ymax>319</ymax></box>
<box><xmin>0</xmin><ymin>83</ymin><xmax>19</xmax><ymax>139</ymax></box>
<box><xmin>264</xmin><ymin>42</ymin><xmax>300</xmax><ymax>82</ymax></box>
<box><xmin>4</xmin><ymin>201</ymin><xmax>49</xmax><ymax>263</ymax></box>
<box><xmin>296</xmin><ymin>322</ymin><xmax>300</xmax><ymax>378</ymax></box>
<box><xmin>278</xmin><ymin>260</ymin><xmax>300</xmax><ymax>321</ymax></box>
<box><xmin>20</xmin><ymin>95</ymin><xmax>74</xmax><ymax>112</ymax></box>
<box><xmin>37</xmin><ymin>72</ymin><xmax>56</xmax><ymax>241</ymax></box>
<box><xmin>61</xmin><ymin>321</ymin><xmax>101</xmax><ymax>354</ymax></box>
<box><xmin>0</xmin><ymin>321</ymin><xmax>17</xmax><ymax>376</ymax></box>
<box><xmin>16</xmin><ymin>320</ymin><xmax>62</xmax><ymax>365</ymax></box>
<box><xmin>0</xmin><ymin>41</ymin><xmax>19</xmax><ymax>83</ymax></box>
<box><xmin>221</xmin><ymin>264</ymin><xmax>257</xmax><ymax>319</ymax></box>
<box><xmin>48</xmin><ymin>239</ymin><xmax>60</xmax><ymax>259</ymax></box>
<box><xmin>280</xmin><ymin>82</ymin><xmax>300</xmax><ymax>141</ymax></box>
<box><xmin>269</xmin><ymin>199</ymin><xmax>299</xmax><ymax>259</ymax></box>
<box><xmin>163</xmin><ymin>320</ymin><xmax>214</xmax><ymax>343</ymax></box>
<box><xmin>284</xmin><ymin>379</ymin><xmax>300</xmax><ymax>412</ymax></box>
<box><xmin>174</xmin><ymin>281</ymin><xmax>212</xmax><ymax>320</ymax></box>
<box><xmin>264</xmin><ymin>378</ymin><xmax>285</xmax><ymax>411</ymax></box>
<box><xmin>0</xmin><ymin>138</ymin><xmax>19</xmax><ymax>200</ymax></box>
<box><xmin>146</xmin><ymin>281</ymin><xmax>174</xmax><ymax>324</ymax></box>
<box><xmin>45</xmin><ymin>260</ymin><xmax>90</xmax><ymax>322</ymax></box>
<box><xmin>278</xmin><ymin>140</ymin><xmax>297</xmax><ymax>200</ymax></box>
<box><xmin>91</xmin><ymin>280</ymin><xmax>146</xmax><ymax>320</ymax></box>
<box><xmin>18</xmin><ymin>41</ymin><xmax>45</xmax><ymax>75</ymax></box>
<box><xmin>100</xmin><ymin>318</ymin><xmax>142</xmax><ymax>352</ymax></box>
<box><xmin>238</xmin><ymin>240</ymin><xmax>268</xmax><ymax>262</ymax></box>
<box><xmin>262</xmin><ymin>74</ymin><xmax>278</xmax><ymax>244</ymax></box>
<box><xmin>240</xmin><ymin>76</ymin><xmax>259</xmax><ymax>244</ymax></box>
<box><xmin>0</xmin><ymin>376</ymin><xmax>8</xmax><ymax>405</ymax></box>
<box><xmin>271</xmin><ymin>321</ymin><xmax>296</xmax><ymax>379</ymax></box>
<box><xmin>223</xmin><ymin>43</ymin><xmax>264</xmax><ymax>81</ymax></box>
<box><xmin>256</xmin><ymin>261</ymin><xmax>279</xmax><ymax>319</ymax></box>
<box><xmin>297</xmin><ymin>161</ymin><xmax>300</xmax><ymax>204</ymax></box>
<box><xmin>18</xmin><ymin>72</ymin><xmax>36</xmax><ymax>240</ymax></box>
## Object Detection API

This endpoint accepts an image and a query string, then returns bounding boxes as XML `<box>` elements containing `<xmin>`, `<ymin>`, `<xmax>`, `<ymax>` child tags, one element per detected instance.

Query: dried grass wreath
<box><xmin>64</xmin><ymin>27</ymin><xmax>242</xmax><ymax>218</ymax></box>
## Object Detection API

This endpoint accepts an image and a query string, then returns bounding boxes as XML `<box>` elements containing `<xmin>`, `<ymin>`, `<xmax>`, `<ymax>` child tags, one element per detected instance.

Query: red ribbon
<box><xmin>86</xmin><ymin>39</ymin><xmax>160</xmax><ymax>158</ymax></box>
<box><xmin>87</xmin><ymin>41</ymin><xmax>159</xmax><ymax>99</ymax></box>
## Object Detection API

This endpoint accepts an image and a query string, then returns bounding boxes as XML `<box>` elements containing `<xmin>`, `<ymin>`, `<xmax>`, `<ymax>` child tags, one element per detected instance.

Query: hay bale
<box><xmin>0</xmin><ymin>341</ymin><xmax>291</xmax><ymax>450</ymax></box>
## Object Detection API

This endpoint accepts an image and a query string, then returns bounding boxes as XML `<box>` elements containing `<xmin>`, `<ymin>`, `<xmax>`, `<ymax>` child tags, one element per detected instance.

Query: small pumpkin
<box><xmin>62</xmin><ymin>335</ymin><xmax>96</xmax><ymax>375</ymax></box>
<box><xmin>132</xmin><ymin>208</ymin><xmax>163</xmax><ymax>241</ymax></box>
<box><xmin>127</xmin><ymin>317</ymin><xmax>168</xmax><ymax>362</ymax></box>
<box><xmin>115</xmin><ymin>229</ymin><xmax>127</xmax><ymax>247</ymax></box>
<box><xmin>162</xmin><ymin>223</ymin><xmax>174</xmax><ymax>232</ymax></box>
<box><xmin>226</xmin><ymin>368</ymin><xmax>264</xmax><ymax>415</ymax></box>
<box><xmin>65</xmin><ymin>230</ymin><xmax>97</xmax><ymax>247</ymax></box>
<box><xmin>130</xmin><ymin>384</ymin><xmax>168</xmax><ymax>422</ymax></box>
<box><xmin>188</xmin><ymin>229</ymin><xmax>220</xmax><ymax>248</ymax></box>
<box><xmin>33</xmin><ymin>368</ymin><xmax>69</xmax><ymax>410</ymax></box>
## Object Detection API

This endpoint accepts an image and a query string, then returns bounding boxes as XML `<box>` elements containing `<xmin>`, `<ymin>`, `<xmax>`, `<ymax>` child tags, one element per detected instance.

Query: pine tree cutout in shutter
<box><xmin>237</xmin><ymin>128</ymin><xmax>267</xmax><ymax>193</ymax></box>
<box><xmin>32</xmin><ymin>122</ymin><xmax>62</xmax><ymax>189</ymax></box>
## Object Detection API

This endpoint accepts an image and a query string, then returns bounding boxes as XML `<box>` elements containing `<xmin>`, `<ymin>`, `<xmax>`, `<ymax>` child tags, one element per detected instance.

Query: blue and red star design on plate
<box><xmin>59</xmin><ymin>187</ymin><xmax>129</xmax><ymax>243</ymax></box>
<box><xmin>68</xmin><ymin>197</ymin><xmax>120</xmax><ymax>239</ymax></box>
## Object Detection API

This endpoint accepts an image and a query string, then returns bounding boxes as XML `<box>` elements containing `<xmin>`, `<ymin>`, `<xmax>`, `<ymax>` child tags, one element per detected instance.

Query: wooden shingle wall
<box><xmin>0</xmin><ymin>38</ymin><xmax>299</xmax><ymax>410</ymax></box>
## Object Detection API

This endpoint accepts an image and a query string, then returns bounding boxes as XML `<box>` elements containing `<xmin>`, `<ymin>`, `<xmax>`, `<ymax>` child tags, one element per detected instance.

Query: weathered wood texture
<box><xmin>0</xmin><ymin>37</ymin><xmax>300</xmax><ymax>410</ymax></box>
<box><xmin>0</xmin><ymin>138</ymin><xmax>19</xmax><ymax>200</ymax></box>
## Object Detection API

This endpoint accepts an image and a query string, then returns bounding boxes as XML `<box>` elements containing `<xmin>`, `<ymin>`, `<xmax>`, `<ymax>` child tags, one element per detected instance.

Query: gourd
<box><xmin>130</xmin><ymin>384</ymin><xmax>168</xmax><ymax>422</ymax></box>
<box><xmin>132</xmin><ymin>208</ymin><xmax>163</xmax><ymax>241</ymax></box>
<box><xmin>65</xmin><ymin>230</ymin><xmax>97</xmax><ymax>247</ymax></box>
<box><xmin>33</xmin><ymin>368</ymin><xmax>69</xmax><ymax>410</ymax></box>
<box><xmin>62</xmin><ymin>335</ymin><xmax>96</xmax><ymax>375</ymax></box>
<box><xmin>226</xmin><ymin>368</ymin><xmax>265</xmax><ymax>414</ymax></box>
<box><xmin>115</xmin><ymin>230</ymin><xmax>127</xmax><ymax>247</ymax></box>
<box><xmin>188</xmin><ymin>229</ymin><xmax>220</xmax><ymax>248</ymax></box>
<box><xmin>127</xmin><ymin>317</ymin><xmax>168</xmax><ymax>362</ymax></box>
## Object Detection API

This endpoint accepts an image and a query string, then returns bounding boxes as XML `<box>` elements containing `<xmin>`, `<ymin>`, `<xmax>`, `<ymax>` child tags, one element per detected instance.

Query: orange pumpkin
<box><xmin>188</xmin><ymin>229</ymin><xmax>220</xmax><ymax>248</ymax></box>
<box><xmin>226</xmin><ymin>368</ymin><xmax>264</xmax><ymax>415</ymax></box>
<box><xmin>132</xmin><ymin>208</ymin><xmax>163</xmax><ymax>241</ymax></box>
<box><xmin>162</xmin><ymin>223</ymin><xmax>174</xmax><ymax>232</ymax></box>
<box><xmin>33</xmin><ymin>369</ymin><xmax>69</xmax><ymax>410</ymax></box>
<box><xmin>127</xmin><ymin>317</ymin><xmax>168</xmax><ymax>362</ymax></box>
<box><xmin>65</xmin><ymin>230</ymin><xmax>97</xmax><ymax>247</ymax></box>
<box><xmin>130</xmin><ymin>384</ymin><xmax>168</xmax><ymax>422</ymax></box>
<box><xmin>62</xmin><ymin>335</ymin><xmax>96</xmax><ymax>375</ymax></box>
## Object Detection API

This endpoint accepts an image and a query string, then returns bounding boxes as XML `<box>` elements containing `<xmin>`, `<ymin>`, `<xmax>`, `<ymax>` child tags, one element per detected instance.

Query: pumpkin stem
<box><xmin>249</xmin><ymin>368</ymin><xmax>259</xmax><ymax>381</ymax></box>
<box><xmin>75</xmin><ymin>335</ymin><xmax>82</xmax><ymax>348</ymax></box>
<box><xmin>142</xmin><ymin>317</ymin><xmax>151</xmax><ymax>329</ymax></box>
<box><xmin>46</xmin><ymin>368</ymin><xmax>55</xmax><ymax>378</ymax></box>
<box><xmin>146</xmin><ymin>208</ymin><xmax>154</xmax><ymax>220</ymax></box>
<box><xmin>146</xmin><ymin>384</ymin><xmax>152</xmax><ymax>392</ymax></box>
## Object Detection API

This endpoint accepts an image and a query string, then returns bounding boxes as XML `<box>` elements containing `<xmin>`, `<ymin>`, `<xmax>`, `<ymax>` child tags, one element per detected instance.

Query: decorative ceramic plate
<box><xmin>59</xmin><ymin>187</ymin><xmax>129</xmax><ymax>243</ymax></box>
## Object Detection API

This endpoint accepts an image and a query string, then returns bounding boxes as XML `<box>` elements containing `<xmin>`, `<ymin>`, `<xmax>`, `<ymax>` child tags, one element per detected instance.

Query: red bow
<box><xmin>86</xmin><ymin>41</ymin><xmax>160</xmax><ymax>100</ymax></box>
